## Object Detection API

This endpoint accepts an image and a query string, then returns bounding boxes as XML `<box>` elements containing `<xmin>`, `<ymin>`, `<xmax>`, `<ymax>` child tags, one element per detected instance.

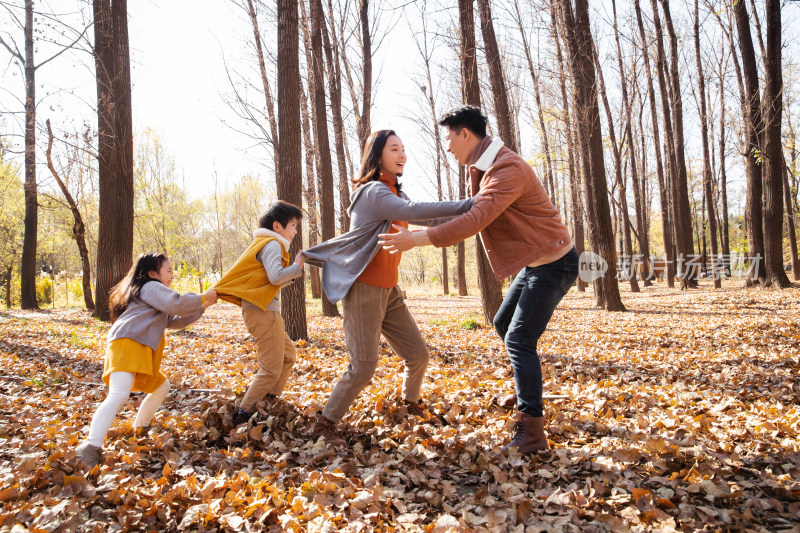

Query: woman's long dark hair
<box><xmin>108</xmin><ymin>253</ymin><xmax>168</xmax><ymax>323</ymax></box>
<box><xmin>352</xmin><ymin>129</ymin><xmax>402</xmax><ymax>192</ymax></box>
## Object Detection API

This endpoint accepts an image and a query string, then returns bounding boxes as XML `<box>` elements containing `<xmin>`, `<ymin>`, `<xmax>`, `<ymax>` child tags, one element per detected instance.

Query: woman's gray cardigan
<box><xmin>303</xmin><ymin>181</ymin><xmax>473</xmax><ymax>303</ymax></box>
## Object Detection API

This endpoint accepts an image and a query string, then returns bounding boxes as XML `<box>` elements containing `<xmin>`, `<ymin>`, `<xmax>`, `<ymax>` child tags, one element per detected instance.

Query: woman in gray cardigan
<box><xmin>304</xmin><ymin>130</ymin><xmax>473</xmax><ymax>445</ymax></box>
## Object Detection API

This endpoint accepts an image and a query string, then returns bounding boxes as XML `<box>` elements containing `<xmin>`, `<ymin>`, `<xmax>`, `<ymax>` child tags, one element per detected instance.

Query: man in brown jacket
<box><xmin>379</xmin><ymin>106</ymin><xmax>578</xmax><ymax>454</ymax></box>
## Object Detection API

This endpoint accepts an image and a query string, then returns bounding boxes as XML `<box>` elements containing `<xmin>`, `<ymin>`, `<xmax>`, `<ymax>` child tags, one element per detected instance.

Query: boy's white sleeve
<box><xmin>259</xmin><ymin>240</ymin><xmax>303</xmax><ymax>286</ymax></box>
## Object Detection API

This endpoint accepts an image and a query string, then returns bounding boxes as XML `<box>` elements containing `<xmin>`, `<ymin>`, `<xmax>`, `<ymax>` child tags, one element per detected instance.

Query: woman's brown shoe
<box><xmin>311</xmin><ymin>413</ymin><xmax>346</xmax><ymax>446</ymax></box>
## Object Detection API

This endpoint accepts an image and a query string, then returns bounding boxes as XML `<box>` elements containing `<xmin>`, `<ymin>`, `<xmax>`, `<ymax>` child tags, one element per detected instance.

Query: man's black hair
<box><xmin>258</xmin><ymin>200</ymin><xmax>303</xmax><ymax>230</ymax></box>
<box><xmin>438</xmin><ymin>105</ymin><xmax>488</xmax><ymax>138</ymax></box>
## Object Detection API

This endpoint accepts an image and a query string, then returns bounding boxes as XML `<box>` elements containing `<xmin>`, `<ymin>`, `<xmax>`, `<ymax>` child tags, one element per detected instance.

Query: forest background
<box><xmin>1</xmin><ymin>0</ymin><xmax>800</xmax><ymax>322</ymax></box>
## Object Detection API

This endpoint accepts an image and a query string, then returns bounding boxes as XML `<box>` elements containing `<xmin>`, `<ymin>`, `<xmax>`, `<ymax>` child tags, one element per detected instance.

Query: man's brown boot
<box><xmin>501</xmin><ymin>412</ymin><xmax>549</xmax><ymax>454</ymax></box>
<box><xmin>311</xmin><ymin>413</ymin><xmax>346</xmax><ymax>446</ymax></box>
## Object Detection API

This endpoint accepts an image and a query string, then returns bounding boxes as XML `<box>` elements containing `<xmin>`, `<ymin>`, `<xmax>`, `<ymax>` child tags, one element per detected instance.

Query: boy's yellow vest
<box><xmin>214</xmin><ymin>233</ymin><xmax>290</xmax><ymax>311</ymax></box>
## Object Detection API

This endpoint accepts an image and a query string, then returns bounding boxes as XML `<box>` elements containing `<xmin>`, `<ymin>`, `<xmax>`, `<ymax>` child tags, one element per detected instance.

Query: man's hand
<box><xmin>379</xmin><ymin>224</ymin><xmax>418</xmax><ymax>254</ymax></box>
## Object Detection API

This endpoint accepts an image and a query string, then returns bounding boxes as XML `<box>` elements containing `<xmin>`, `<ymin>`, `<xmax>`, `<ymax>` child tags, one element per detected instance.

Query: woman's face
<box><xmin>378</xmin><ymin>135</ymin><xmax>406</xmax><ymax>177</ymax></box>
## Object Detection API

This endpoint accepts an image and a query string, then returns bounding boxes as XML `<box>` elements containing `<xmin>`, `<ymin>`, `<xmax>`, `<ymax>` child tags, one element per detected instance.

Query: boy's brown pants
<box><xmin>322</xmin><ymin>282</ymin><xmax>429</xmax><ymax>422</ymax></box>
<box><xmin>240</xmin><ymin>308</ymin><xmax>296</xmax><ymax>412</ymax></box>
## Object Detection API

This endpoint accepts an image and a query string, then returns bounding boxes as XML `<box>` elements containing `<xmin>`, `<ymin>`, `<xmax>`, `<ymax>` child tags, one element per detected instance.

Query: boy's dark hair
<box><xmin>259</xmin><ymin>200</ymin><xmax>303</xmax><ymax>231</ymax></box>
<box><xmin>109</xmin><ymin>252</ymin><xmax>168</xmax><ymax>323</ymax></box>
<box><xmin>438</xmin><ymin>105</ymin><xmax>488</xmax><ymax>138</ymax></box>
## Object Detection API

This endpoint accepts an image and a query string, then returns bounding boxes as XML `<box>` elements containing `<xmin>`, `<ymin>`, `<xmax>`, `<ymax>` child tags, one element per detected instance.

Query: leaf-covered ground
<box><xmin>1</xmin><ymin>283</ymin><xmax>799</xmax><ymax>532</ymax></box>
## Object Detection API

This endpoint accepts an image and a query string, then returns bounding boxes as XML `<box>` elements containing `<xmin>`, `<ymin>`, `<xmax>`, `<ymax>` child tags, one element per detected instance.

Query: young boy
<box><xmin>214</xmin><ymin>200</ymin><xmax>305</xmax><ymax>425</ymax></box>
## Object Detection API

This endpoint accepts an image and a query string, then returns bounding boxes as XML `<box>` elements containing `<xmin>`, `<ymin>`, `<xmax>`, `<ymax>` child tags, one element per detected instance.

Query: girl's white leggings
<box><xmin>86</xmin><ymin>371</ymin><xmax>170</xmax><ymax>447</ymax></box>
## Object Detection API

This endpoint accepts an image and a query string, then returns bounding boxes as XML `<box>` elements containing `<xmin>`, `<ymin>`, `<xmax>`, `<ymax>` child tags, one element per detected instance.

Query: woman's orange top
<box><xmin>357</xmin><ymin>175</ymin><xmax>408</xmax><ymax>288</ymax></box>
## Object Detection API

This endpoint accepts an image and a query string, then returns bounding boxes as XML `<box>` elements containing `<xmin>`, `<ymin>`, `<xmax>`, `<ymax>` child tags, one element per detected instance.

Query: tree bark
<box><xmin>560</xmin><ymin>0</ymin><xmax>625</xmax><ymax>311</ymax></box>
<box><xmin>635</xmin><ymin>0</ymin><xmax>675</xmax><ymax>287</ymax></box>
<box><xmin>4</xmin><ymin>266</ymin><xmax>11</xmax><ymax>308</ymax></box>
<box><xmin>612</xmin><ymin>0</ymin><xmax>651</xmax><ymax>287</ymax></box>
<box><xmin>277</xmin><ymin>0</ymin><xmax>308</xmax><ymax>339</ymax></box>
<box><xmin>693</xmin><ymin>0</ymin><xmax>720</xmax><ymax>288</ymax></box>
<box><xmin>733</xmin><ymin>0</ymin><xmax>767</xmax><ymax>285</ymax></box>
<box><xmin>20</xmin><ymin>0</ymin><xmax>37</xmax><ymax>309</ymax></box>
<box><xmin>551</xmin><ymin>2</ymin><xmax>585</xmax><ymax>291</ymax></box>
<box><xmin>761</xmin><ymin>0</ymin><xmax>790</xmax><ymax>288</ymax></box>
<box><xmin>785</xmin><ymin>161</ymin><xmax>799</xmax><ymax>281</ymax></box>
<box><xmin>320</xmin><ymin>4</ymin><xmax>350</xmax><ymax>233</ymax></box>
<box><xmin>660</xmin><ymin>0</ymin><xmax>695</xmax><ymax>288</ymax></box>
<box><xmin>357</xmin><ymin>0</ymin><xmax>372</xmax><ymax>153</ymax></box>
<box><xmin>300</xmin><ymin>81</ymin><xmax>322</xmax><ymax>299</ymax></box>
<box><xmin>459</xmin><ymin>0</ymin><xmax>503</xmax><ymax>322</ymax></box>
<box><xmin>514</xmin><ymin>0</ymin><xmax>554</xmax><ymax>203</ymax></box>
<box><xmin>45</xmin><ymin>120</ymin><xmax>95</xmax><ymax>309</ymax></box>
<box><xmin>93</xmin><ymin>0</ymin><xmax>134</xmax><ymax>321</ymax></box>
<box><xmin>593</xmin><ymin>39</ymin><xmax>639</xmax><ymax>293</ymax></box>
<box><xmin>310</xmin><ymin>0</ymin><xmax>339</xmax><ymax>317</ymax></box>
<box><xmin>476</xmin><ymin>0</ymin><xmax>517</xmax><ymax>153</ymax></box>
<box><xmin>718</xmin><ymin>52</ymin><xmax>731</xmax><ymax>264</ymax></box>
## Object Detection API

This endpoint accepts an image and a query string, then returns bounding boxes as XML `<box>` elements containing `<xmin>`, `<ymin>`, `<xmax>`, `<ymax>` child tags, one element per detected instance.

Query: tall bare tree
<box><xmin>634</xmin><ymin>0</ymin><xmax>674</xmax><ymax>287</ymax></box>
<box><xmin>559</xmin><ymin>0</ymin><xmax>625</xmax><ymax>311</ymax></box>
<box><xmin>761</xmin><ymin>0</ymin><xmax>790</xmax><ymax>288</ymax></box>
<box><xmin>357</xmin><ymin>0</ymin><xmax>372</xmax><ymax>152</ymax></box>
<box><xmin>0</xmin><ymin>0</ymin><xmax>88</xmax><ymax>309</ymax></box>
<box><xmin>459</xmin><ymin>0</ymin><xmax>503</xmax><ymax>322</ymax></box>
<box><xmin>733</xmin><ymin>0</ymin><xmax>766</xmax><ymax>285</ymax></box>
<box><xmin>693</xmin><ymin>0</ymin><xmax>720</xmax><ymax>288</ymax></box>
<box><xmin>45</xmin><ymin>120</ymin><xmax>95</xmax><ymax>309</ymax></box>
<box><xmin>311</xmin><ymin>0</ymin><xmax>339</xmax><ymax>317</ymax></box>
<box><xmin>93</xmin><ymin>0</ymin><xmax>134</xmax><ymax>321</ymax></box>
<box><xmin>277</xmin><ymin>0</ymin><xmax>308</xmax><ymax>339</ymax></box>
<box><xmin>476</xmin><ymin>0</ymin><xmax>517</xmax><ymax>153</ymax></box>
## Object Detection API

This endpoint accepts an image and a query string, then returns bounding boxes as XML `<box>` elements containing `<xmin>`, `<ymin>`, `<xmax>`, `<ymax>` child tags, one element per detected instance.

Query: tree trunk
<box><xmin>733</xmin><ymin>0</ymin><xmax>767</xmax><ymax>285</ymax></box>
<box><xmin>785</xmin><ymin>160</ymin><xmax>799</xmax><ymax>281</ymax></box>
<box><xmin>20</xmin><ymin>0</ymin><xmax>38</xmax><ymax>309</ymax></box>
<box><xmin>460</xmin><ymin>0</ymin><xmax>502</xmax><ymax>321</ymax></box>
<box><xmin>4</xmin><ymin>266</ymin><xmax>11</xmax><ymax>308</ymax></box>
<box><xmin>245</xmin><ymin>0</ymin><xmax>279</xmax><ymax>176</ymax></box>
<box><xmin>45</xmin><ymin>120</ymin><xmax>95</xmax><ymax>309</ymax></box>
<box><xmin>93</xmin><ymin>0</ymin><xmax>134</xmax><ymax>321</ymax></box>
<box><xmin>718</xmin><ymin>54</ymin><xmax>731</xmax><ymax>265</ymax></box>
<box><xmin>311</xmin><ymin>0</ymin><xmax>339</xmax><ymax>317</ymax></box>
<box><xmin>514</xmin><ymin>0</ymin><xmax>554</xmax><ymax>203</ymax></box>
<box><xmin>357</xmin><ymin>0</ymin><xmax>372</xmax><ymax>152</ymax></box>
<box><xmin>759</xmin><ymin>0</ymin><xmax>790</xmax><ymax>288</ymax></box>
<box><xmin>277</xmin><ymin>0</ymin><xmax>308</xmax><ymax>339</ymax></box>
<box><xmin>612</xmin><ymin>0</ymin><xmax>651</xmax><ymax>287</ymax></box>
<box><xmin>551</xmin><ymin>3</ymin><xmax>585</xmax><ymax>291</ymax></box>
<box><xmin>477</xmin><ymin>0</ymin><xmax>517</xmax><ymax>153</ymax></box>
<box><xmin>320</xmin><ymin>4</ymin><xmax>350</xmax><ymax>233</ymax></box>
<box><xmin>693</xmin><ymin>0</ymin><xmax>720</xmax><ymax>288</ymax></box>
<box><xmin>560</xmin><ymin>0</ymin><xmax>625</xmax><ymax>311</ymax></box>
<box><xmin>594</xmin><ymin>39</ymin><xmax>639</xmax><ymax>293</ymax></box>
<box><xmin>300</xmin><ymin>81</ymin><xmax>322</xmax><ymax>299</ymax></box>
<box><xmin>660</xmin><ymin>0</ymin><xmax>695</xmax><ymax>288</ymax></box>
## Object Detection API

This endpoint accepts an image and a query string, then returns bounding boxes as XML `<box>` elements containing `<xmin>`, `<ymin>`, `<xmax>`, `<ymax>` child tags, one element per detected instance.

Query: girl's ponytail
<box><xmin>108</xmin><ymin>253</ymin><xmax>168</xmax><ymax>323</ymax></box>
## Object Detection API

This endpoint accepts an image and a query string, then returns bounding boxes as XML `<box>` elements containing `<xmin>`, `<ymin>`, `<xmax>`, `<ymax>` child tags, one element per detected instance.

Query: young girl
<box><xmin>213</xmin><ymin>201</ymin><xmax>305</xmax><ymax>426</ymax></box>
<box><xmin>75</xmin><ymin>253</ymin><xmax>217</xmax><ymax>468</ymax></box>
<box><xmin>303</xmin><ymin>130</ymin><xmax>474</xmax><ymax>445</ymax></box>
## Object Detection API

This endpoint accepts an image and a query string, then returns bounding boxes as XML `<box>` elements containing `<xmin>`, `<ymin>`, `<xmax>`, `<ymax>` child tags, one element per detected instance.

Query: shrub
<box><xmin>36</xmin><ymin>277</ymin><xmax>53</xmax><ymax>306</ymax></box>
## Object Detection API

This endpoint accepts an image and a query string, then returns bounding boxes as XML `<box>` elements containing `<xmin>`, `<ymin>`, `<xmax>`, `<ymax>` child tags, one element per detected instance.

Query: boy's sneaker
<box><xmin>75</xmin><ymin>442</ymin><xmax>102</xmax><ymax>468</ymax></box>
<box><xmin>311</xmin><ymin>412</ymin><xmax>346</xmax><ymax>446</ymax></box>
<box><xmin>232</xmin><ymin>408</ymin><xmax>254</xmax><ymax>426</ymax></box>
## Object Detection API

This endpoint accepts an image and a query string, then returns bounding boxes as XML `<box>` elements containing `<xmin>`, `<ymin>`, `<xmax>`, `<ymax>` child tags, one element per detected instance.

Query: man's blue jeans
<box><xmin>493</xmin><ymin>247</ymin><xmax>579</xmax><ymax>417</ymax></box>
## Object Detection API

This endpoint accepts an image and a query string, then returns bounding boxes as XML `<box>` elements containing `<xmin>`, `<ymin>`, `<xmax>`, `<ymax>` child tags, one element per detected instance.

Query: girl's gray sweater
<box><xmin>304</xmin><ymin>181</ymin><xmax>473</xmax><ymax>303</ymax></box>
<box><xmin>107</xmin><ymin>281</ymin><xmax>205</xmax><ymax>351</ymax></box>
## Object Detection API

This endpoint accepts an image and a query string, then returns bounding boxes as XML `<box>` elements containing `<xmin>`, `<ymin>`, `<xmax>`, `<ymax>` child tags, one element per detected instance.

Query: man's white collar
<box><xmin>253</xmin><ymin>228</ymin><xmax>290</xmax><ymax>250</ymax></box>
<box><xmin>473</xmin><ymin>138</ymin><xmax>505</xmax><ymax>171</ymax></box>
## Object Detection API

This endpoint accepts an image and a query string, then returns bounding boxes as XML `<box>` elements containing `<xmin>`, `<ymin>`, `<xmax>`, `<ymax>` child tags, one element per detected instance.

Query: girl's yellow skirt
<box><xmin>103</xmin><ymin>336</ymin><xmax>167</xmax><ymax>394</ymax></box>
